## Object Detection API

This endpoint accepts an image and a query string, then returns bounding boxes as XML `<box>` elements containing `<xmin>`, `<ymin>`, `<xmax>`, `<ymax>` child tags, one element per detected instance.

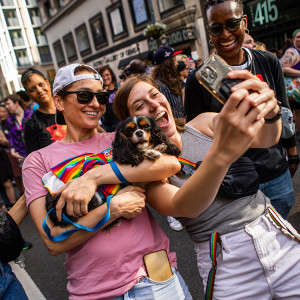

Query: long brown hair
<box><xmin>113</xmin><ymin>74</ymin><xmax>185</xmax><ymax>132</ymax></box>
<box><xmin>98</xmin><ymin>64</ymin><xmax>117</xmax><ymax>87</ymax></box>
<box><xmin>152</xmin><ymin>58</ymin><xmax>182</xmax><ymax>96</ymax></box>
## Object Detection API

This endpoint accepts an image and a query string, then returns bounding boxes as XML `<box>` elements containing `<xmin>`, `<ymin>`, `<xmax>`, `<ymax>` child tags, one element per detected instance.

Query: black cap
<box><xmin>153</xmin><ymin>46</ymin><xmax>183</xmax><ymax>65</ymax></box>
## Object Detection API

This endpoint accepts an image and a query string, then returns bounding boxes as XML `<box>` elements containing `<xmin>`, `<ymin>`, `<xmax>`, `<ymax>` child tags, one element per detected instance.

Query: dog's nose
<box><xmin>136</xmin><ymin>130</ymin><xmax>144</xmax><ymax>137</ymax></box>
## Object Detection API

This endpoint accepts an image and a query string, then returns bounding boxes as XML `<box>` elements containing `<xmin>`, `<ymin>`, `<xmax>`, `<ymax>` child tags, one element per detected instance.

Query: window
<box><xmin>129</xmin><ymin>0</ymin><xmax>151</xmax><ymax>32</ymax></box>
<box><xmin>34</xmin><ymin>28</ymin><xmax>47</xmax><ymax>45</ymax></box>
<box><xmin>53</xmin><ymin>40</ymin><xmax>65</xmax><ymax>67</ymax></box>
<box><xmin>43</xmin><ymin>0</ymin><xmax>53</xmax><ymax>18</ymax></box>
<box><xmin>0</xmin><ymin>0</ymin><xmax>15</xmax><ymax>6</ymax></box>
<box><xmin>106</xmin><ymin>1</ymin><xmax>128</xmax><ymax>42</ymax></box>
<box><xmin>63</xmin><ymin>33</ymin><xmax>77</xmax><ymax>62</ymax></box>
<box><xmin>157</xmin><ymin>0</ymin><xmax>184</xmax><ymax>19</ymax></box>
<box><xmin>89</xmin><ymin>13</ymin><xmax>108</xmax><ymax>50</ymax></box>
<box><xmin>9</xmin><ymin>30</ymin><xmax>25</xmax><ymax>47</ymax></box>
<box><xmin>38</xmin><ymin>46</ymin><xmax>52</xmax><ymax>63</ymax></box>
<box><xmin>75</xmin><ymin>23</ymin><xmax>91</xmax><ymax>57</ymax></box>
<box><xmin>28</xmin><ymin>8</ymin><xmax>42</xmax><ymax>26</ymax></box>
<box><xmin>25</xmin><ymin>0</ymin><xmax>38</xmax><ymax>6</ymax></box>
<box><xmin>15</xmin><ymin>49</ymin><xmax>31</xmax><ymax>67</ymax></box>
<box><xmin>4</xmin><ymin>10</ymin><xmax>19</xmax><ymax>27</ymax></box>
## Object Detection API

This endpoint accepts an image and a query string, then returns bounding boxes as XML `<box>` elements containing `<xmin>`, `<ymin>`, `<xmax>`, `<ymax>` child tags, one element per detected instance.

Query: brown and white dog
<box><xmin>112</xmin><ymin>115</ymin><xmax>180</xmax><ymax>166</ymax></box>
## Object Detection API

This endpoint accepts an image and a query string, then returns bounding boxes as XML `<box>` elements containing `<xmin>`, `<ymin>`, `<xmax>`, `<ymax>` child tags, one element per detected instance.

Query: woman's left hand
<box><xmin>228</xmin><ymin>70</ymin><xmax>279</xmax><ymax>120</ymax></box>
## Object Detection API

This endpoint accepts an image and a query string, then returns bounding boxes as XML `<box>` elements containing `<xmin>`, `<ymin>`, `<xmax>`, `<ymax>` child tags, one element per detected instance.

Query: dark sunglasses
<box><xmin>61</xmin><ymin>90</ymin><xmax>109</xmax><ymax>105</ymax></box>
<box><xmin>207</xmin><ymin>16</ymin><xmax>244</xmax><ymax>37</ymax></box>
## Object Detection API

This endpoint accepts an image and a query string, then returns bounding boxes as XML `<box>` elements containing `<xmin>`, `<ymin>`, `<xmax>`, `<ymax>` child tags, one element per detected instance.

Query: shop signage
<box><xmin>93</xmin><ymin>46</ymin><xmax>138</xmax><ymax>68</ymax></box>
<box><xmin>148</xmin><ymin>27</ymin><xmax>196</xmax><ymax>52</ymax></box>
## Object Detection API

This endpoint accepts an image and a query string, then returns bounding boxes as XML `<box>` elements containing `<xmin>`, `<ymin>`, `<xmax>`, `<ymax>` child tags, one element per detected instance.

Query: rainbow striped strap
<box><xmin>178</xmin><ymin>157</ymin><xmax>197</xmax><ymax>170</ymax></box>
<box><xmin>42</xmin><ymin>195</ymin><xmax>113</xmax><ymax>242</ymax></box>
<box><xmin>205</xmin><ymin>232</ymin><xmax>220</xmax><ymax>300</ymax></box>
<box><xmin>266</xmin><ymin>206</ymin><xmax>300</xmax><ymax>242</ymax></box>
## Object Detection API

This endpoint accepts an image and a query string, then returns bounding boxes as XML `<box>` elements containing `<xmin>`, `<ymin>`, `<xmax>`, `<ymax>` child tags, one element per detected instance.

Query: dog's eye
<box><xmin>143</xmin><ymin>124</ymin><xmax>150</xmax><ymax>129</ymax></box>
<box><xmin>124</xmin><ymin>127</ymin><xmax>134</xmax><ymax>136</ymax></box>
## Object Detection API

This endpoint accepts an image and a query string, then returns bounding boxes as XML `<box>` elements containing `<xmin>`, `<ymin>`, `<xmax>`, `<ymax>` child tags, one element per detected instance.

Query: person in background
<box><xmin>255</xmin><ymin>41</ymin><xmax>267</xmax><ymax>51</ymax></box>
<box><xmin>0</xmin><ymin>194</ymin><xmax>29</xmax><ymax>299</ymax></box>
<box><xmin>152</xmin><ymin>46</ymin><xmax>185</xmax><ymax>119</ymax></box>
<box><xmin>187</xmin><ymin>58</ymin><xmax>196</xmax><ymax>72</ymax></box>
<box><xmin>177</xmin><ymin>61</ymin><xmax>189</xmax><ymax>89</ymax></box>
<box><xmin>16</xmin><ymin>90</ymin><xmax>39</xmax><ymax>111</ymax></box>
<box><xmin>128</xmin><ymin>59</ymin><xmax>147</xmax><ymax>75</ymax></box>
<box><xmin>0</xmin><ymin>128</ymin><xmax>16</xmax><ymax>209</ymax></box>
<box><xmin>4</xmin><ymin>94</ymin><xmax>33</xmax><ymax>194</ymax></box>
<box><xmin>0</xmin><ymin>103</ymin><xmax>17</xmax><ymax>209</ymax></box>
<box><xmin>184</xmin><ymin>0</ymin><xmax>298</xmax><ymax>220</ymax></box>
<box><xmin>242</xmin><ymin>33</ymin><xmax>256</xmax><ymax>49</ymax></box>
<box><xmin>98</xmin><ymin>64</ymin><xmax>122</xmax><ymax>132</ymax></box>
<box><xmin>269</xmin><ymin>48</ymin><xmax>280</xmax><ymax>59</ymax></box>
<box><xmin>280</xmin><ymin>29</ymin><xmax>300</xmax><ymax>142</ymax></box>
<box><xmin>194</xmin><ymin>58</ymin><xmax>204</xmax><ymax>68</ymax></box>
<box><xmin>177</xmin><ymin>61</ymin><xmax>189</xmax><ymax>106</ymax></box>
<box><xmin>21</xmin><ymin>68</ymin><xmax>66</xmax><ymax>155</ymax></box>
<box><xmin>175</xmin><ymin>53</ymin><xmax>189</xmax><ymax>67</ymax></box>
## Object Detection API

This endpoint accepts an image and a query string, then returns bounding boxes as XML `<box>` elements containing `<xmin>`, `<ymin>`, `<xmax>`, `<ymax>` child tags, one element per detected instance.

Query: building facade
<box><xmin>0</xmin><ymin>0</ymin><xmax>54</xmax><ymax>98</ymax></box>
<box><xmin>38</xmin><ymin>0</ymin><xmax>209</xmax><ymax>76</ymax></box>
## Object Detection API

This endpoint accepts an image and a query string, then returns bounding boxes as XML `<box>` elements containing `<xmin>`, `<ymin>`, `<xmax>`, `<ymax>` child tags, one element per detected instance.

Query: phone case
<box><xmin>195</xmin><ymin>54</ymin><xmax>242</xmax><ymax>104</ymax></box>
<box><xmin>143</xmin><ymin>249</ymin><xmax>173</xmax><ymax>282</ymax></box>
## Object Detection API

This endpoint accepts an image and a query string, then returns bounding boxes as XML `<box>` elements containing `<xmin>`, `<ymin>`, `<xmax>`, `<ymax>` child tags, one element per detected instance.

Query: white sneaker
<box><xmin>167</xmin><ymin>216</ymin><xmax>183</xmax><ymax>231</ymax></box>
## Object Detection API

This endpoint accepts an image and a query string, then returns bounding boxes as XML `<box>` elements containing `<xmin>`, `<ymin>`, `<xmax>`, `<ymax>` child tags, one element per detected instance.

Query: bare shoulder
<box><xmin>187</xmin><ymin>112</ymin><xmax>216</xmax><ymax>138</ymax></box>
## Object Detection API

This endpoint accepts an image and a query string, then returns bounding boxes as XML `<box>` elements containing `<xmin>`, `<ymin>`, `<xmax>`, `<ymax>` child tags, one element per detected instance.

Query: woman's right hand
<box><xmin>54</xmin><ymin>171</ymin><xmax>99</xmax><ymax>221</ymax></box>
<box><xmin>110</xmin><ymin>186</ymin><xmax>146</xmax><ymax>219</ymax></box>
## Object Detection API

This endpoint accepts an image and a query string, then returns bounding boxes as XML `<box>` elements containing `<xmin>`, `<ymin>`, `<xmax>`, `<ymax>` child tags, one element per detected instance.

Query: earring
<box><xmin>209</xmin><ymin>39</ymin><xmax>214</xmax><ymax>46</ymax></box>
<box><xmin>245</xmin><ymin>28</ymin><xmax>249</xmax><ymax>34</ymax></box>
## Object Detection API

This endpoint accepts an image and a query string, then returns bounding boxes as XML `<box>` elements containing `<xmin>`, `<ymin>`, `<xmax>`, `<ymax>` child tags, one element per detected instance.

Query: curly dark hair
<box><xmin>152</xmin><ymin>58</ymin><xmax>182</xmax><ymax>97</ymax></box>
<box><xmin>204</xmin><ymin>0</ymin><xmax>244</xmax><ymax>14</ymax></box>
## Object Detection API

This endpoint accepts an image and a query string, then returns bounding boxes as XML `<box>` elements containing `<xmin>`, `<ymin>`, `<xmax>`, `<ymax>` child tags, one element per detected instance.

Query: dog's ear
<box><xmin>113</xmin><ymin>129</ymin><xmax>142</xmax><ymax>166</ymax></box>
<box><xmin>149</xmin><ymin>117</ymin><xmax>181</xmax><ymax>157</ymax></box>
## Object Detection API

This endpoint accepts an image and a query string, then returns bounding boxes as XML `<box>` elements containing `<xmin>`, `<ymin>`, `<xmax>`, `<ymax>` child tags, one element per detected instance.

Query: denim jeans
<box><xmin>0</xmin><ymin>262</ymin><xmax>28</xmax><ymax>299</ymax></box>
<box><xmin>112</xmin><ymin>267</ymin><xmax>192</xmax><ymax>300</ymax></box>
<box><xmin>259</xmin><ymin>169</ymin><xmax>295</xmax><ymax>219</ymax></box>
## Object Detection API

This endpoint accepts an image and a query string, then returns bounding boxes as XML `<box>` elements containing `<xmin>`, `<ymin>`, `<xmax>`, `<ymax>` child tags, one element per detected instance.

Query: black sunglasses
<box><xmin>207</xmin><ymin>16</ymin><xmax>244</xmax><ymax>37</ymax></box>
<box><xmin>61</xmin><ymin>90</ymin><xmax>109</xmax><ymax>105</ymax></box>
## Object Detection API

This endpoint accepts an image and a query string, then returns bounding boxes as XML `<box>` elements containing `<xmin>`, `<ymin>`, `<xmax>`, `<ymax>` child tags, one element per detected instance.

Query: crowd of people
<box><xmin>0</xmin><ymin>0</ymin><xmax>300</xmax><ymax>298</ymax></box>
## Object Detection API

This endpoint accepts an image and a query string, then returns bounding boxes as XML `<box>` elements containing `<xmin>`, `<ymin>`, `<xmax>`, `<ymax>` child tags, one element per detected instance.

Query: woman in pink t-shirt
<box><xmin>22</xmin><ymin>63</ymin><xmax>192</xmax><ymax>299</ymax></box>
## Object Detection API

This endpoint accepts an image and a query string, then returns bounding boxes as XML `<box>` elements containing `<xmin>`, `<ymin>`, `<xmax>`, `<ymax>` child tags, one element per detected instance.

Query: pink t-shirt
<box><xmin>22</xmin><ymin>133</ymin><xmax>177</xmax><ymax>299</ymax></box>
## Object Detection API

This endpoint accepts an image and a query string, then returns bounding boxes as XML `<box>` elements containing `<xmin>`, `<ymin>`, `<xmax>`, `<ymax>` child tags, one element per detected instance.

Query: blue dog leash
<box><xmin>42</xmin><ymin>162</ymin><xmax>130</xmax><ymax>241</ymax></box>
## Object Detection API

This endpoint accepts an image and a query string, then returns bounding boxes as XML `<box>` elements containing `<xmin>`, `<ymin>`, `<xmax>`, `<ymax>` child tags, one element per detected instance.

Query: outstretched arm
<box><xmin>148</xmin><ymin>71</ymin><xmax>280</xmax><ymax>218</ymax></box>
<box><xmin>281</xmin><ymin>48</ymin><xmax>300</xmax><ymax>77</ymax></box>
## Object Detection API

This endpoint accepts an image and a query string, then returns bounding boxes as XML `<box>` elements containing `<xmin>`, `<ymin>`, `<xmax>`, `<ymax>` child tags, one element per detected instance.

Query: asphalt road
<box><xmin>18</xmin><ymin>144</ymin><xmax>300</xmax><ymax>299</ymax></box>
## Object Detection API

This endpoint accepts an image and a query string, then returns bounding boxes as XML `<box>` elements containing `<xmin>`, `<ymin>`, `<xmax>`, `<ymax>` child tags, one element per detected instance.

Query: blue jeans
<box><xmin>0</xmin><ymin>262</ymin><xmax>28</xmax><ymax>299</ymax></box>
<box><xmin>259</xmin><ymin>169</ymin><xmax>295</xmax><ymax>219</ymax></box>
<box><xmin>112</xmin><ymin>267</ymin><xmax>192</xmax><ymax>299</ymax></box>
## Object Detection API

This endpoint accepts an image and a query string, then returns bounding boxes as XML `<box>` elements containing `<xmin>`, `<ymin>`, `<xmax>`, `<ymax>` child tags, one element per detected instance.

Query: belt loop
<box><xmin>205</xmin><ymin>232</ymin><xmax>221</xmax><ymax>300</ymax></box>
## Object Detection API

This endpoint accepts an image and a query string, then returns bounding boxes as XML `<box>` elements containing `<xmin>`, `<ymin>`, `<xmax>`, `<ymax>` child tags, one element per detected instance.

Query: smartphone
<box><xmin>195</xmin><ymin>54</ymin><xmax>242</xmax><ymax>105</ymax></box>
<box><xmin>143</xmin><ymin>249</ymin><xmax>173</xmax><ymax>281</ymax></box>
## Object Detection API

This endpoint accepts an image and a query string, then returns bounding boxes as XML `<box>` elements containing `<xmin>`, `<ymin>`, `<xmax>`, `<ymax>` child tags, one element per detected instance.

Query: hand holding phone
<box><xmin>195</xmin><ymin>54</ymin><xmax>242</xmax><ymax>105</ymax></box>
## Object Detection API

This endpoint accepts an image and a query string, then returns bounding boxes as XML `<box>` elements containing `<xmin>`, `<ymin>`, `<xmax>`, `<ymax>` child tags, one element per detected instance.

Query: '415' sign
<box><xmin>246</xmin><ymin>0</ymin><xmax>279</xmax><ymax>29</ymax></box>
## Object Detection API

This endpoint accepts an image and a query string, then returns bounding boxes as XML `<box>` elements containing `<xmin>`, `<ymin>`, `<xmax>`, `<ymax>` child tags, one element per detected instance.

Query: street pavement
<box><xmin>15</xmin><ymin>144</ymin><xmax>300</xmax><ymax>299</ymax></box>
